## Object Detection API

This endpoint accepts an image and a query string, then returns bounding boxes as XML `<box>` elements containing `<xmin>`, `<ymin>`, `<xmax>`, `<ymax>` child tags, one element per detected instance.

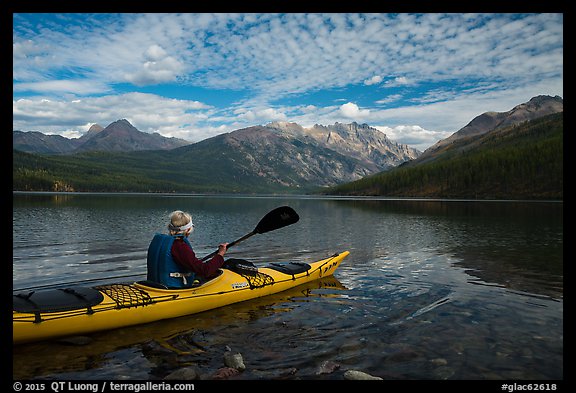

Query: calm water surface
<box><xmin>12</xmin><ymin>193</ymin><xmax>563</xmax><ymax>380</ymax></box>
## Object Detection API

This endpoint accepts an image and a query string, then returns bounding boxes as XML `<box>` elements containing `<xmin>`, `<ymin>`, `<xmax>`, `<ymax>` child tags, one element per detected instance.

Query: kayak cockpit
<box><xmin>136</xmin><ymin>268</ymin><xmax>225</xmax><ymax>291</ymax></box>
<box><xmin>264</xmin><ymin>262</ymin><xmax>311</xmax><ymax>275</ymax></box>
<box><xmin>225</xmin><ymin>258</ymin><xmax>311</xmax><ymax>275</ymax></box>
<box><xmin>137</xmin><ymin>270</ymin><xmax>223</xmax><ymax>290</ymax></box>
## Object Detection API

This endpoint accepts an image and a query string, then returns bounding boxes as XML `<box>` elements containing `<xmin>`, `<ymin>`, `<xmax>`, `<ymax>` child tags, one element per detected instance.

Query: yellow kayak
<box><xmin>13</xmin><ymin>251</ymin><xmax>349</xmax><ymax>345</ymax></box>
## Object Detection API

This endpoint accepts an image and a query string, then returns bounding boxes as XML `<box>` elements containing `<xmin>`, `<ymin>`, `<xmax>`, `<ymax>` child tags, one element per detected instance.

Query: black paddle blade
<box><xmin>254</xmin><ymin>206</ymin><xmax>299</xmax><ymax>234</ymax></box>
<box><xmin>201</xmin><ymin>206</ymin><xmax>299</xmax><ymax>261</ymax></box>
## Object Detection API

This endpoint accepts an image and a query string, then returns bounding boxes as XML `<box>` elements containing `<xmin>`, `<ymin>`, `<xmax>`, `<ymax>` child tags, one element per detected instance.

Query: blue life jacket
<box><xmin>147</xmin><ymin>233</ymin><xmax>196</xmax><ymax>289</ymax></box>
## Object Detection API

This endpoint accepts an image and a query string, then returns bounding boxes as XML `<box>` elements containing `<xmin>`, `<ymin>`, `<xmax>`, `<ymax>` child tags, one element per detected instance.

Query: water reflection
<box><xmin>320</xmin><ymin>198</ymin><xmax>563</xmax><ymax>300</ymax></box>
<box><xmin>13</xmin><ymin>194</ymin><xmax>563</xmax><ymax>380</ymax></box>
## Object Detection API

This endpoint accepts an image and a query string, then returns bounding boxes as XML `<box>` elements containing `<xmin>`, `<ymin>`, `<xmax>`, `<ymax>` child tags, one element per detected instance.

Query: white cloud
<box><xmin>383</xmin><ymin>76</ymin><xmax>413</xmax><ymax>87</ymax></box>
<box><xmin>13</xmin><ymin>13</ymin><xmax>563</xmax><ymax>99</ymax></box>
<box><xmin>13</xmin><ymin>80</ymin><xmax>111</xmax><ymax>95</ymax></box>
<box><xmin>12</xmin><ymin>13</ymin><xmax>563</xmax><ymax>151</ymax></box>
<box><xmin>125</xmin><ymin>44</ymin><xmax>185</xmax><ymax>86</ymax></box>
<box><xmin>339</xmin><ymin>102</ymin><xmax>370</xmax><ymax>119</ymax></box>
<box><xmin>375</xmin><ymin>94</ymin><xmax>403</xmax><ymax>105</ymax></box>
<box><xmin>364</xmin><ymin>75</ymin><xmax>383</xmax><ymax>85</ymax></box>
<box><xmin>234</xmin><ymin>107</ymin><xmax>288</xmax><ymax>123</ymax></box>
<box><xmin>301</xmin><ymin>105</ymin><xmax>317</xmax><ymax>113</ymax></box>
<box><xmin>375</xmin><ymin>125</ymin><xmax>452</xmax><ymax>152</ymax></box>
<box><xmin>12</xmin><ymin>93</ymin><xmax>214</xmax><ymax>142</ymax></box>
<box><xmin>143</xmin><ymin>44</ymin><xmax>167</xmax><ymax>61</ymax></box>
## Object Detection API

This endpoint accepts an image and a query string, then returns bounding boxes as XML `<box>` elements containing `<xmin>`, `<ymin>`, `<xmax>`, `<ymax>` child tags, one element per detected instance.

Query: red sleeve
<box><xmin>171</xmin><ymin>238</ymin><xmax>224</xmax><ymax>278</ymax></box>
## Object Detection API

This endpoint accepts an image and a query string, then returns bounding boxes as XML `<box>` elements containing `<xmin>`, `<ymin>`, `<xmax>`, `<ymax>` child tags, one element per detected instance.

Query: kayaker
<box><xmin>168</xmin><ymin>210</ymin><xmax>228</xmax><ymax>278</ymax></box>
<box><xmin>146</xmin><ymin>210</ymin><xmax>228</xmax><ymax>288</ymax></box>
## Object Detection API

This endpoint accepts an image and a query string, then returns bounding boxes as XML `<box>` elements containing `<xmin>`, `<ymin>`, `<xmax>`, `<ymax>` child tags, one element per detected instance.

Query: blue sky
<box><xmin>13</xmin><ymin>13</ymin><xmax>563</xmax><ymax>151</ymax></box>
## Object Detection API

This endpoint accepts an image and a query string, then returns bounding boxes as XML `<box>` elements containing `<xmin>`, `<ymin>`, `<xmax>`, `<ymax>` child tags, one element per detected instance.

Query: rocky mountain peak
<box><xmin>74</xmin><ymin>119</ymin><xmax>190</xmax><ymax>153</ymax></box>
<box><xmin>416</xmin><ymin>94</ymin><xmax>563</xmax><ymax>164</ymax></box>
<box><xmin>502</xmin><ymin>95</ymin><xmax>563</xmax><ymax>125</ymax></box>
<box><xmin>79</xmin><ymin>123</ymin><xmax>105</xmax><ymax>142</ymax></box>
<box><xmin>266</xmin><ymin>121</ymin><xmax>420</xmax><ymax>171</ymax></box>
<box><xmin>333</xmin><ymin>121</ymin><xmax>370</xmax><ymax>132</ymax></box>
<box><xmin>267</xmin><ymin>121</ymin><xmax>304</xmax><ymax>132</ymax></box>
<box><xmin>524</xmin><ymin>94</ymin><xmax>563</xmax><ymax>109</ymax></box>
<box><xmin>87</xmin><ymin>124</ymin><xmax>104</xmax><ymax>134</ymax></box>
<box><xmin>102</xmin><ymin>119</ymin><xmax>138</xmax><ymax>135</ymax></box>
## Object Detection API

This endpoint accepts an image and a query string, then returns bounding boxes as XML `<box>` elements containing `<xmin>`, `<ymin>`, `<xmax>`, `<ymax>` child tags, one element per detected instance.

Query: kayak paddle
<box><xmin>201</xmin><ymin>205</ymin><xmax>299</xmax><ymax>261</ymax></box>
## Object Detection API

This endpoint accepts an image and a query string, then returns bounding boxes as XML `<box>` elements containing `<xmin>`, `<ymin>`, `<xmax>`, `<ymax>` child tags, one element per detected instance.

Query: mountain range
<box><xmin>13</xmin><ymin>119</ymin><xmax>191</xmax><ymax>154</ymax></box>
<box><xmin>13</xmin><ymin>119</ymin><xmax>420</xmax><ymax>190</ymax></box>
<box><xmin>12</xmin><ymin>95</ymin><xmax>563</xmax><ymax>198</ymax></box>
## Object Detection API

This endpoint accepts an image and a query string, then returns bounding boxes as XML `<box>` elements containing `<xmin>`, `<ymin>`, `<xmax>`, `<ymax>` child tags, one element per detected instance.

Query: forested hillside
<box><xmin>323</xmin><ymin>113</ymin><xmax>563</xmax><ymax>200</ymax></box>
<box><xmin>12</xmin><ymin>150</ymin><xmax>186</xmax><ymax>193</ymax></box>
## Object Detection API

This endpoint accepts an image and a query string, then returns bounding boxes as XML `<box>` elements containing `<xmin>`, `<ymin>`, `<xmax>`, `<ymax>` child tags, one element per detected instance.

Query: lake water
<box><xmin>12</xmin><ymin>192</ymin><xmax>563</xmax><ymax>381</ymax></box>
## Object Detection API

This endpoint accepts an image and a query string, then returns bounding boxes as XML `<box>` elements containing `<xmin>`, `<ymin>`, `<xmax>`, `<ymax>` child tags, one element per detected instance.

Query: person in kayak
<box><xmin>146</xmin><ymin>210</ymin><xmax>228</xmax><ymax>288</ymax></box>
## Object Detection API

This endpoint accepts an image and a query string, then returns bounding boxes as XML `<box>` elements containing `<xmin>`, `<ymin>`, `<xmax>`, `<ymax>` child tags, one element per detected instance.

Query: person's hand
<box><xmin>217</xmin><ymin>243</ymin><xmax>228</xmax><ymax>256</ymax></box>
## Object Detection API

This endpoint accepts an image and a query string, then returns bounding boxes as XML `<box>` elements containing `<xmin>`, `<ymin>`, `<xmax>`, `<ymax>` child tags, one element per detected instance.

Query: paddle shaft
<box><xmin>200</xmin><ymin>206</ymin><xmax>299</xmax><ymax>262</ymax></box>
<box><xmin>201</xmin><ymin>230</ymin><xmax>256</xmax><ymax>261</ymax></box>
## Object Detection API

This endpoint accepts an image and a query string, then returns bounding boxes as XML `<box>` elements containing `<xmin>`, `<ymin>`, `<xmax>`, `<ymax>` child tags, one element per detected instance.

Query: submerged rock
<box><xmin>316</xmin><ymin>360</ymin><xmax>341</xmax><ymax>375</ymax></box>
<box><xmin>223</xmin><ymin>351</ymin><xmax>246</xmax><ymax>371</ymax></box>
<box><xmin>343</xmin><ymin>370</ymin><xmax>383</xmax><ymax>380</ymax></box>
<box><xmin>164</xmin><ymin>367</ymin><xmax>200</xmax><ymax>380</ymax></box>
<box><xmin>430</xmin><ymin>358</ymin><xmax>448</xmax><ymax>366</ymax></box>
<box><xmin>56</xmin><ymin>336</ymin><xmax>93</xmax><ymax>346</ymax></box>
<box><xmin>212</xmin><ymin>367</ymin><xmax>241</xmax><ymax>380</ymax></box>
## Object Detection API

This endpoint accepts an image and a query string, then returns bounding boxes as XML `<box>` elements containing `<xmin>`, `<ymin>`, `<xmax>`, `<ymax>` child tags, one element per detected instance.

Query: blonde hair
<box><xmin>168</xmin><ymin>210</ymin><xmax>193</xmax><ymax>235</ymax></box>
